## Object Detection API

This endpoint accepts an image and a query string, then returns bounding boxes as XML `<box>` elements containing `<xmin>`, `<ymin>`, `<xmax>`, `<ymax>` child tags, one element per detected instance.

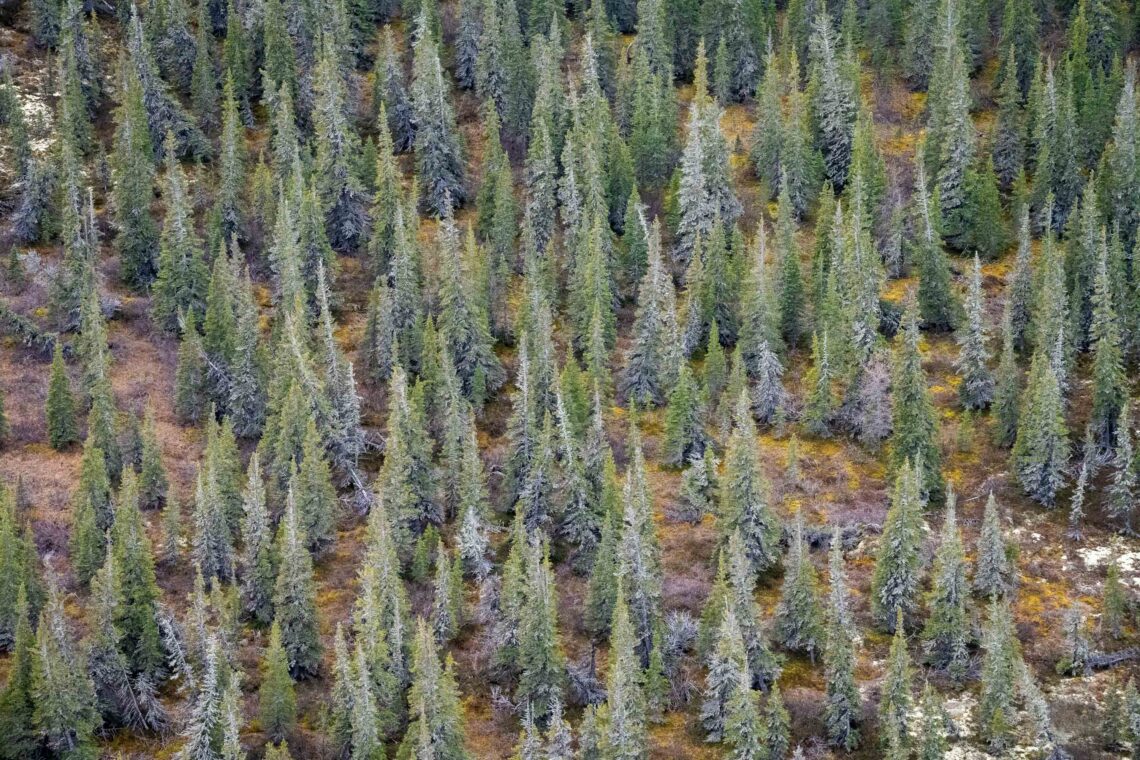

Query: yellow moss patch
<box><xmin>882</xmin><ymin>275</ymin><xmax>917</xmax><ymax>302</ymax></box>
<box><xmin>638</xmin><ymin>408</ymin><xmax>665</xmax><ymax>437</ymax></box>
<box><xmin>779</xmin><ymin>655</ymin><xmax>824</xmax><ymax>691</ymax></box>
<box><xmin>982</xmin><ymin>259</ymin><xmax>1013</xmax><ymax>280</ymax></box>
<box><xmin>648</xmin><ymin>712</ymin><xmax>721</xmax><ymax>760</ymax></box>
<box><xmin>1016</xmin><ymin>577</ymin><xmax>1072</xmax><ymax>627</ymax></box>
<box><xmin>793</xmin><ymin>436</ymin><xmax>843</xmax><ymax>459</ymax></box>
<box><xmin>843</xmin><ymin>459</ymin><xmax>862</xmax><ymax>491</ymax></box>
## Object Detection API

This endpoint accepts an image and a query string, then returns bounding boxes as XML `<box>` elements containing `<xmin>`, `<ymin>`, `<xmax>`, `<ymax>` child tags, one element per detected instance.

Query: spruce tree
<box><xmin>1089</xmin><ymin>231</ymin><xmax>1127</xmax><ymax>452</ymax></box>
<box><xmin>189</xmin><ymin>0</ymin><xmax>219</xmax><ymax>132</ymax></box>
<box><xmin>221</xmin><ymin>0</ymin><xmax>251</xmax><ymax>112</ymax></box>
<box><xmin>180</xmin><ymin>633</ymin><xmax>223</xmax><ymax>760</ymax></box>
<box><xmin>259</xmin><ymin>0</ymin><xmax>298</xmax><ymax>110</ymax></box>
<box><xmin>137</xmin><ymin>402</ymin><xmax>168</xmax><ymax>509</ymax></box>
<box><xmin>922</xmin><ymin>487</ymin><xmax>970</xmax><ymax>678</ymax></box>
<box><xmin>960</xmin><ymin>155</ymin><xmax>1008</xmax><ymax>259</ymax></box>
<box><xmin>0</xmin><ymin>489</ymin><xmax>42</xmax><ymax>651</ymax></box>
<box><xmin>1101</xmin><ymin>561</ymin><xmax>1127</xmax><ymax>640</ymax></box>
<box><xmin>775</xmin><ymin>179</ymin><xmax>806</xmax><ymax>347</ymax></box>
<box><xmin>378</xmin><ymin>366</ymin><xmax>436</xmax><ymax>555</ymax></box>
<box><xmin>205</xmin><ymin>414</ymin><xmax>243</xmax><ymax>533</ymax></box>
<box><xmin>0</xmin><ymin>588</ymin><xmax>36</xmax><ymax>760</ymax></box>
<box><xmin>29</xmin><ymin>0</ymin><xmax>60</xmax><ymax>48</ymax></box>
<box><xmin>977</xmin><ymin>598</ymin><xmax>1019</xmax><ymax>752</ymax></box>
<box><xmin>208</xmin><ymin>76</ymin><xmax>246</xmax><ymax>252</ymax></box>
<box><xmin>0</xmin><ymin>69</ymin><xmax>32</xmax><ymax>180</ymax></box>
<box><xmin>1012</xmin><ymin>351</ymin><xmax>1069</xmax><ymax>507</ymax></box>
<box><xmin>152</xmin><ymin>136</ymin><xmax>209</xmax><ymax>332</ymax></box>
<box><xmin>823</xmin><ymin>526</ymin><xmax>861</xmax><ymax>750</ymax></box>
<box><xmin>273</xmin><ymin>488</ymin><xmax>322</xmax><ymax>678</ymax></box>
<box><xmin>31</xmin><ymin>575</ymin><xmax>102</xmax><ymax>757</ymax></box>
<box><xmin>621</xmin><ymin>216</ymin><xmax>681</xmax><ymax>406</ymax></box>
<box><xmin>1031</xmin><ymin>202</ymin><xmax>1068</xmax><ymax>360</ymax></box>
<box><xmin>661</xmin><ymin>362</ymin><xmax>707</xmax><ymax>467</ymax></box>
<box><xmin>111</xmin><ymin>63</ymin><xmax>160</xmax><ymax>291</ymax></box>
<box><xmin>912</xmin><ymin>158</ymin><xmax>961</xmax><ymax>332</ymax></box>
<box><xmin>1067</xmin><ymin>182</ymin><xmax>1102</xmax><ymax>354</ymax></box>
<box><xmin>264</xmin><ymin>741</ymin><xmax>293</xmax><ymax>760</ymax></box>
<box><xmin>719</xmin><ymin>391</ymin><xmax>782</xmax><ymax>575</ymax></box>
<box><xmin>993</xmin><ymin>307</ymin><xmax>1021</xmax><ymax>449</ymax></box>
<box><xmin>456</xmin><ymin>426</ymin><xmax>492</xmax><ymax>579</ymax></box>
<box><xmin>750</xmin><ymin>51</ymin><xmax>784</xmax><ymax>192</ymax></box>
<box><xmin>355</xmin><ymin>499</ymin><xmax>412</xmax><ymax>692</ymax></box>
<box><xmin>312</xmin><ymin>39</ymin><xmax>369</xmax><ymax>253</ymax></box>
<box><xmin>992</xmin><ymin>46</ymin><xmax>1026</xmax><ymax>189</ymax></box>
<box><xmin>228</xmin><ymin>264</ymin><xmax>266</xmax><ymax>439</ymax></box>
<box><xmin>674</xmin><ymin>43</ymin><xmax>740</xmax><ymax>267</ymax></box>
<box><xmin>436</xmin><ymin>209</ymin><xmax>505</xmax><ymax>400</ymax></box>
<box><xmin>192</xmin><ymin>464</ymin><xmax>235</xmax><ymax>587</ymax></box>
<box><xmin>1107</xmin><ymin>64</ymin><xmax>1140</xmax><ymax>239</ymax></box>
<box><xmin>751</xmin><ymin>340</ymin><xmax>787</xmax><ymax>427</ymax></box>
<box><xmin>891</xmin><ymin>301</ymin><xmax>945</xmax><ymax>502</ymax></box>
<box><xmin>161</xmin><ymin>487</ymin><xmax>182</xmax><ymax>565</ymax></box>
<box><xmin>110</xmin><ymin>470</ymin><xmax>164</xmax><ymax>677</ymax></box>
<box><xmin>617</xmin><ymin>430</ymin><xmax>664</xmax><ymax>664</ymax></box>
<box><xmin>903</xmin><ymin>0</ymin><xmax>938</xmax><ymax>87</ymax></box>
<box><xmin>603</xmin><ymin>590</ymin><xmax>648</xmax><ymax>759</ymax></box>
<box><xmin>52</xmin><ymin>151</ymin><xmax>96</xmax><ymax>330</ymax></box>
<box><xmin>517</xmin><ymin>538</ymin><xmax>566</xmax><ymax>723</ymax></box>
<box><xmin>45</xmin><ymin>342</ymin><xmax>78</xmax><ymax>450</ymax></box>
<box><xmin>512</xmin><ymin>707</ymin><xmax>543</xmax><ymax>760</ymax></box>
<box><xmin>1067</xmin><ymin>424</ymin><xmax>1093</xmax><ymax>541</ymax></box>
<box><xmin>71</xmin><ymin>436</ymin><xmax>112</xmax><ymax>586</ymax></box>
<box><xmin>295</xmin><ymin>420</ymin><xmax>337</xmax><ymax>557</ymax></box>
<box><xmin>761</xmin><ymin>683</ymin><xmax>790</xmax><ymax>760</ymax></box>
<box><xmin>1125</xmin><ymin>679</ymin><xmax>1140</xmax><ymax>759</ymax></box>
<box><xmin>219</xmin><ymin>663</ymin><xmax>245</xmax><ymax>760</ymax></box>
<box><xmin>401</xmin><ymin>619</ymin><xmax>469</xmax><ymax>759</ymax></box>
<box><xmin>369</xmin><ymin>106</ymin><xmax>404</xmax><ymax>277</ymax></box>
<box><xmin>912</xmin><ymin>683</ymin><xmax>948</xmax><ymax>760</ymax></box>
<box><xmin>784</xmin><ymin>61</ymin><xmax>824</xmax><ymax>217</ymax></box>
<box><xmin>722</xmin><ymin>643</ymin><xmax>763</xmax><ymax>758</ymax></box>
<box><xmin>774</xmin><ymin>511</ymin><xmax>825</xmax><ymax>660</ymax></box>
<box><xmin>703</xmin><ymin>323</ymin><xmax>727</xmax><ymax>403</ymax></box>
<box><xmin>809</xmin><ymin>11</ymin><xmax>857</xmax><ymax>190</ymax></box>
<box><xmin>375</xmin><ymin>29</ymin><xmax>416</xmax><ymax>154</ymax></box>
<box><xmin>957</xmin><ymin>254</ymin><xmax>994</xmax><ymax>409</ymax></box>
<box><xmin>711</xmin><ymin>531</ymin><xmax>782</xmax><ymax>691</ymax></box>
<box><xmin>878</xmin><ymin>610</ymin><xmax>913</xmax><ymax>752</ymax></box>
<box><xmin>804</xmin><ymin>331</ymin><xmax>836</xmax><ymax>437</ymax></box>
<box><xmin>411</xmin><ymin>11</ymin><xmax>467</xmax><ymax>215</ymax></box>
<box><xmin>240</xmin><ymin>454</ymin><xmax>276</xmax><ymax>627</ymax></box>
<box><xmin>628</xmin><ymin>51</ymin><xmax>675</xmax><ymax>192</ymax></box>
<box><xmin>871</xmin><ymin>460</ymin><xmax>925</xmax><ymax>631</ymax></box>
<box><xmin>431</xmin><ymin>540</ymin><xmax>461</xmax><ymax>645</ymax></box>
<box><xmin>584</xmin><ymin>454</ymin><xmax>621</xmax><ymax>638</ymax></box>
<box><xmin>1108</xmin><ymin>403</ymin><xmax>1138</xmax><ymax>532</ymax></box>
<box><xmin>701</xmin><ymin>606</ymin><xmax>749</xmax><ymax>742</ymax></box>
<box><xmin>259</xmin><ymin>621</ymin><xmax>298</xmax><ymax>742</ymax></box>
<box><xmin>929</xmin><ymin>0</ymin><xmax>975</xmax><ymax>250</ymax></box>
<box><xmin>974</xmin><ymin>492</ymin><xmax>1014</xmax><ymax>598</ymax></box>
<box><xmin>738</xmin><ymin>223</ymin><xmax>783</xmax><ymax>366</ymax></box>
<box><xmin>126</xmin><ymin>4</ymin><xmax>207</xmax><ymax>158</ymax></box>
<box><xmin>87</xmin><ymin>545</ymin><xmax>137</xmax><ymax>735</ymax></box>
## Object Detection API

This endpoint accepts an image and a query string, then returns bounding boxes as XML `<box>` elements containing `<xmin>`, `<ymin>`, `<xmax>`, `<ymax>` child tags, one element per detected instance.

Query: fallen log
<box><xmin>0</xmin><ymin>300</ymin><xmax>68</xmax><ymax>359</ymax></box>
<box><xmin>1088</xmin><ymin>648</ymin><xmax>1140</xmax><ymax>671</ymax></box>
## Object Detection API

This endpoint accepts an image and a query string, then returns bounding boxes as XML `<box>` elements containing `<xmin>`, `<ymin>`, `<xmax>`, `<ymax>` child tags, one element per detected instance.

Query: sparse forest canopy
<box><xmin>7</xmin><ymin>0</ymin><xmax>1140</xmax><ymax>756</ymax></box>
